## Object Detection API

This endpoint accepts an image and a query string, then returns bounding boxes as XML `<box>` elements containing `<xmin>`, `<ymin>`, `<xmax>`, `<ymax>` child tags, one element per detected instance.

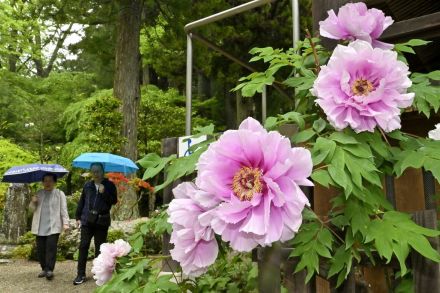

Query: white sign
<box><xmin>178</xmin><ymin>135</ymin><xmax>207</xmax><ymax>158</ymax></box>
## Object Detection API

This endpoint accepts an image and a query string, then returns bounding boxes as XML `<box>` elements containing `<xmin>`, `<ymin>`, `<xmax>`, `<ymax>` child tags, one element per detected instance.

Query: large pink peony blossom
<box><xmin>168</xmin><ymin>182</ymin><xmax>218</xmax><ymax>276</ymax></box>
<box><xmin>196</xmin><ymin>117</ymin><xmax>313</xmax><ymax>252</ymax></box>
<box><xmin>319</xmin><ymin>2</ymin><xmax>393</xmax><ymax>49</ymax></box>
<box><xmin>91</xmin><ymin>239</ymin><xmax>131</xmax><ymax>286</ymax></box>
<box><xmin>312</xmin><ymin>40</ymin><xmax>414</xmax><ymax>133</ymax></box>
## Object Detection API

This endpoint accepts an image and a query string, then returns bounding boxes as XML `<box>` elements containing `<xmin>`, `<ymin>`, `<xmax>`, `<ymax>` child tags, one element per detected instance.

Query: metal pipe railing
<box><xmin>185</xmin><ymin>0</ymin><xmax>299</xmax><ymax>134</ymax></box>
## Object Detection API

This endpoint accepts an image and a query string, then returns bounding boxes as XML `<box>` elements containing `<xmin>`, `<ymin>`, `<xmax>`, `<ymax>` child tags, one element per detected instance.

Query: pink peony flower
<box><xmin>196</xmin><ymin>117</ymin><xmax>313</xmax><ymax>252</ymax></box>
<box><xmin>428</xmin><ymin>124</ymin><xmax>440</xmax><ymax>140</ymax></box>
<box><xmin>168</xmin><ymin>182</ymin><xmax>218</xmax><ymax>276</ymax></box>
<box><xmin>319</xmin><ymin>2</ymin><xmax>394</xmax><ymax>49</ymax></box>
<box><xmin>312</xmin><ymin>40</ymin><xmax>414</xmax><ymax>133</ymax></box>
<box><xmin>91</xmin><ymin>239</ymin><xmax>131</xmax><ymax>286</ymax></box>
<box><xmin>91</xmin><ymin>251</ymin><xmax>116</xmax><ymax>286</ymax></box>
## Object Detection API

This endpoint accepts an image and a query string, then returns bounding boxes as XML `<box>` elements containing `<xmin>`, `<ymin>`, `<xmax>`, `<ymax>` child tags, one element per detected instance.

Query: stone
<box><xmin>1</xmin><ymin>184</ymin><xmax>31</xmax><ymax>243</ymax></box>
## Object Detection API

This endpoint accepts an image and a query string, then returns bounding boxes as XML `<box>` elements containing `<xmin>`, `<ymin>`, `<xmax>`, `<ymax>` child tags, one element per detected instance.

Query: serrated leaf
<box><xmin>311</xmin><ymin>169</ymin><xmax>333</xmax><ymax>188</ymax></box>
<box><xmin>329</xmin><ymin>132</ymin><xmax>359</xmax><ymax>145</ymax></box>
<box><xmin>408</xmin><ymin>233</ymin><xmax>440</xmax><ymax>262</ymax></box>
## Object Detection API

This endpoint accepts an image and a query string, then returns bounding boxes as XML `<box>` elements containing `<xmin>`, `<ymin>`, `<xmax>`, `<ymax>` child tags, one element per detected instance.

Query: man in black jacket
<box><xmin>73</xmin><ymin>162</ymin><xmax>117</xmax><ymax>285</ymax></box>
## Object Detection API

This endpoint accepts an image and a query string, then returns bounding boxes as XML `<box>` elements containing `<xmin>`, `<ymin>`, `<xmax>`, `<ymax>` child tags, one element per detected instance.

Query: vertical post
<box><xmin>185</xmin><ymin>34</ymin><xmax>193</xmax><ymax>136</ymax></box>
<box><xmin>385</xmin><ymin>175</ymin><xmax>396</xmax><ymax>208</ymax></box>
<box><xmin>161</xmin><ymin>137</ymin><xmax>180</xmax><ymax>272</ymax></box>
<box><xmin>262</xmin><ymin>86</ymin><xmax>267</xmax><ymax>124</ymax></box>
<box><xmin>422</xmin><ymin>170</ymin><xmax>436</xmax><ymax>210</ymax></box>
<box><xmin>291</xmin><ymin>0</ymin><xmax>300</xmax><ymax>45</ymax></box>
<box><xmin>258</xmin><ymin>243</ymin><xmax>281</xmax><ymax>293</ymax></box>
<box><xmin>412</xmin><ymin>210</ymin><xmax>440</xmax><ymax>293</ymax></box>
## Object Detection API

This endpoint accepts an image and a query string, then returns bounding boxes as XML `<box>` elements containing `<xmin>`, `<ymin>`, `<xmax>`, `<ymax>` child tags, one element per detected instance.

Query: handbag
<box><xmin>96</xmin><ymin>213</ymin><xmax>111</xmax><ymax>226</ymax></box>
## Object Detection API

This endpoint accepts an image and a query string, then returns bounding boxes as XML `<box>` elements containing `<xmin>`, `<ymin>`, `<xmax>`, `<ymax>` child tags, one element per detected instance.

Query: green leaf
<box><xmin>311</xmin><ymin>169</ymin><xmax>333</xmax><ymax>188</ymax></box>
<box><xmin>327</xmin><ymin>246</ymin><xmax>352</xmax><ymax>278</ymax></box>
<box><xmin>292</xmin><ymin>128</ymin><xmax>315</xmax><ymax>143</ymax></box>
<box><xmin>132</xmin><ymin>236</ymin><xmax>144</xmax><ymax>253</ymax></box>
<box><xmin>192</xmin><ymin>124</ymin><xmax>214</xmax><ymax>137</ymax></box>
<box><xmin>264</xmin><ymin>116</ymin><xmax>277</xmax><ymax>130</ymax></box>
<box><xmin>138</xmin><ymin>153</ymin><xmax>176</xmax><ymax>180</ymax></box>
<box><xmin>313</xmin><ymin>118</ymin><xmax>326</xmax><ymax>133</ymax></box>
<box><xmin>408</xmin><ymin>233</ymin><xmax>440</xmax><ymax>262</ymax></box>
<box><xmin>393</xmin><ymin>240</ymin><xmax>410</xmax><ymax>276</ymax></box>
<box><xmin>329</xmin><ymin>132</ymin><xmax>359</xmax><ymax>145</ymax></box>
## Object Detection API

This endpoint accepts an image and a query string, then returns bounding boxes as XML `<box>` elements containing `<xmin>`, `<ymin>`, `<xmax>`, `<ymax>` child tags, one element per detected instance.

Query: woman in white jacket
<box><xmin>29</xmin><ymin>172</ymin><xmax>69</xmax><ymax>280</ymax></box>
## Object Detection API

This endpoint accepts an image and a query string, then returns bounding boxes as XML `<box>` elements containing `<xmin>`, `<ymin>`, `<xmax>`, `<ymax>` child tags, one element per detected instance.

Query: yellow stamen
<box><xmin>351</xmin><ymin>78</ymin><xmax>374</xmax><ymax>96</ymax></box>
<box><xmin>232</xmin><ymin>167</ymin><xmax>263</xmax><ymax>201</ymax></box>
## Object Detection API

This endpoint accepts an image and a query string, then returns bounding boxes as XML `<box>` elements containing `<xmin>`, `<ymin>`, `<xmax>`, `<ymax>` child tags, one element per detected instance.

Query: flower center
<box><xmin>351</xmin><ymin>78</ymin><xmax>374</xmax><ymax>96</ymax></box>
<box><xmin>232</xmin><ymin>167</ymin><xmax>263</xmax><ymax>201</ymax></box>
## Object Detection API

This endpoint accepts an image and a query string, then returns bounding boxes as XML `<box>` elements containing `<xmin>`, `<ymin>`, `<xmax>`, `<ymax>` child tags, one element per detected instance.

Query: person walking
<box><xmin>29</xmin><ymin>172</ymin><xmax>69</xmax><ymax>280</ymax></box>
<box><xmin>73</xmin><ymin>162</ymin><xmax>117</xmax><ymax>285</ymax></box>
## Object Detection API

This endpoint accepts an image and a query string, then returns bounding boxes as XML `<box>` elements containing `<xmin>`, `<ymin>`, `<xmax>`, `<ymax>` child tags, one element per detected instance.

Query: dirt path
<box><xmin>0</xmin><ymin>259</ymin><xmax>97</xmax><ymax>293</ymax></box>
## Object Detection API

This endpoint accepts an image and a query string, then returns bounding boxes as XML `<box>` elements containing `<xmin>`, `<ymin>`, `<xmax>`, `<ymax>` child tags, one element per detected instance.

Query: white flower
<box><xmin>428</xmin><ymin>124</ymin><xmax>440</xmax><ymax>140</ymax></box>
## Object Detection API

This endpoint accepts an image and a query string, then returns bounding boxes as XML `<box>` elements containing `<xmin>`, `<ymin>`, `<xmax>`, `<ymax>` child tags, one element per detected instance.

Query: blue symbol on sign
<box><xmin>183</xmin><ymin>138</ymin><xmax>193</xmax><ymax>157</ymax></box>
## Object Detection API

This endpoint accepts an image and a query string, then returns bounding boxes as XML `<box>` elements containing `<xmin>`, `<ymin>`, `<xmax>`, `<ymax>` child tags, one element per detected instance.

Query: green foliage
<box><xmin>139</xmin><ymin>85</ymin><xmax>212</xmax><ymax>155</ymax></box>
<box><xmin>0</xmin><ymin>138</ymin><xmax>37</xmax><ymax>215</ymax></box>
<box><xmin>129</xmin><ymin>208</ymin><xmax>170</xmax><ymax>255</ymax></box>
<box><xmin>66</xmin><ymin>191</ymin><xmax>81</xmax><ymax>219</ymax></box>
<box><xmin>11</xmin><ymin>244</ymin><xmax>36</xmax><ymax>260</ymax></box>
<box><xmin>394</xmin><ymin>137</ymin><xmax>440</xmax><ymax>182</ymax></box>
<box><xmin>138</xmin><ymin>125</ymin><xmax>217</xmax><ymax>192</ymax></box>
<box><xmin>410</xmin><ymin>71</ymin><xmax>440</xmax><ymax>118</ymax></box>
<box><xmin>108</xmin><ymin>229</ymin><xmax>127</xmax><ymax>243</ymax></box>
<box><xmin>195</xmin><ymin>252</ymin><xmax>258</xmax><ymax>293</ymax></box>
<box><xmin>231</xmin><ymin>36</ymin><xmax>440</xmax><ymax>289</ymax></box>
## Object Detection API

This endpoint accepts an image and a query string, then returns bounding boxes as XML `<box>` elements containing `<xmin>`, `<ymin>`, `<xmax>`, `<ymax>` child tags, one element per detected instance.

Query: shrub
<box><xmin>11</xmin><ymin>244</ymin><xmax>36</xmax><ymax>260</ymax></box>
<box><xmin>107</xmin><ymin>229</ymin><xmax>126</xmax><ymax>243</ymax></box>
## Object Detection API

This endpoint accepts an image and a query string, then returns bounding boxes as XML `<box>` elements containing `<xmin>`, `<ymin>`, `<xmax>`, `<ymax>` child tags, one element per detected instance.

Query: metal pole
<box><xmin>291</xmin><ymin>0</ymin><xmax>300</xmax><ymax>46</ymax></box>
<box><xmin>262</xmin><ymin>86</ymin><xmax>267</xmax><ymax>123</ymax></box>
<box><xmin>185</xmin><ymin>34</ymin><xmax>192</xmax><ymax>136</ymax></box>
<box><xmin>184</xmin><ymin>0</ymin><xmax>273</xmax><ymax>33</ymax></box>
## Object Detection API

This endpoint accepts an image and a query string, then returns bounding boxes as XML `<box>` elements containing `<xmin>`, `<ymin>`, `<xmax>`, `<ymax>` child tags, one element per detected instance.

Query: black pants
<box><xmin>77</xmin><ymin>224</ymin><xmax>109</xmax><ymax>276</ymax></box>
<box><xmin>36</xmin><ymin>234</ymin><xmax>60</xmax><ymax>272</ymax></box>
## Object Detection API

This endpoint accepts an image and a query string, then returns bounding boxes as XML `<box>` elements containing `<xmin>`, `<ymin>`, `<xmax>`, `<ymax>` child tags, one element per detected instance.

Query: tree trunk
<box><xmin>1</xmin><ymin>184</ymin><xmax>30</xmax><ymax>243</ymax></box>
<box><xmin>33</xmin><ymin>31</ymin><xmax>45</xmax><ymax>77</ymax></box>
<box><xmin>142</xmin><ymin>63</ymin><xmax>150</xmax><ymax>85</ymax></box>
<box><xmin>113</xmin><ymin>0</ymin><xmax>142</xmax><ymax>161</ymax></box>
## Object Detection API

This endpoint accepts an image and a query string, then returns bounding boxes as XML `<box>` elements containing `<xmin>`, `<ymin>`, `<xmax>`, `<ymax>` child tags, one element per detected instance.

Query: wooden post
<box><xmin>258</xmin><ymin>243</ymin><xmax>281</xmax><ymax>293</ymax></box>
<box><xmin>412</xmin><ymin>210</ymin><xmax>440</xmax><ymax>293</ymax></box>
<box><xmin>161</xmin><ymin>137</ymin><xmax>180</xmax><ymax>272</ymax></box>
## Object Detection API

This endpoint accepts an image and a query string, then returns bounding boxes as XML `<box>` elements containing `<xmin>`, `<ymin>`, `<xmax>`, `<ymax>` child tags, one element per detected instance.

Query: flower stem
<box><xmin>306</xmin><ymin>29</ymin><xmax>320</xmax><ymax>74</ymax></box>
<box><xmin>313</xmin><ymin>164</ymin><xmax>329</xmax><ymax>171</ymax></box>
<box><xmin>306</xmin><ymin>207</ymin><xmax>345</xmax><ymax>244</ymax></box>
<box><xmin>379</xmin><ymin>127</ymin><xmax>391</xmax><ymax>146</ymax></box>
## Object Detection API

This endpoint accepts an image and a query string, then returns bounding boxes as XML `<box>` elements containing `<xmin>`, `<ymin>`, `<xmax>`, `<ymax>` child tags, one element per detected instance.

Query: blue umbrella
<box><xmin>2</xmin><ymin>164</ymin><xmax>69</xmax><ymax>183</ymax></box>
<box><xmin>72</xmin><ymin>152</ymin><xmax>139</xmax><ymax>174</ymax></box>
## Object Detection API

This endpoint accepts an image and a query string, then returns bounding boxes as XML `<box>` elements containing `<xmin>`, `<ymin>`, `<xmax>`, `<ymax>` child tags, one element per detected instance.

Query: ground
<box><xmin>0</xmin><ymin>259</ymin><xmax>97</xmax><ymax>293</ymax></box>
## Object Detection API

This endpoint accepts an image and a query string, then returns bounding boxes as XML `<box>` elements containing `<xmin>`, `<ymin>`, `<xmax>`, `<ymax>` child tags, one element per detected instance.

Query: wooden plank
<box><xmin>258</xmin><ymin>243</ymin><xmax>281</xmax><ymax>293</ymax></box>
<box><xmin>381</xmin><ymin>12</ymin><xmax>440</xmax><ymax>41</ymax></box>
<box><xmin>363</xmin><ymin>267</ymin><xmax>389</xmax><ymax>293</ymax></box>
<box><xmin>161</xmin><ymin>137</ymin><xmax>180</xmax><ymax>272</ymax></box>
<box><xmin>394</xmin><ymin>168</ymin><xmax>425</xmax><ymax>212</ymax></box>
<box><xmin>283</xmin><ymin>260</ymin><xmax>314</xmax><ymax>293</ymax></box>
<box><xmin>412</xmin><ymin>210</ymin><xmax>440</xmax><ymax>293</ymax></box>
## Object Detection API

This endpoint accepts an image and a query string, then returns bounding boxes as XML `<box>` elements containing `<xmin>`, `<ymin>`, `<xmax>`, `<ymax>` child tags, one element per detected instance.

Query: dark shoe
<box><xmin>73</xmin><ymin>275</ymin><xmax>86</xmax><ymax>285</ymax></box>
<box><xmin>46</xmin><ymin>271</ymin><xmax>54</xmax><ymax>280</ymax></box>
<box><xmin>38</xmin><ymin>271</ymin><xmax>46</xmax><ymax>278</ymax></box>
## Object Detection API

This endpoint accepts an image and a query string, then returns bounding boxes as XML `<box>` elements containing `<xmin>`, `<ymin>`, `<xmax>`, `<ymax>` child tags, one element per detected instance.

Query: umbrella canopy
<box><xmin>2</xmin><ymin>164</ymin><xmax>69</xmax><ymax>183</ymax></box>
<box><xmin>72</xmin><ymin>152</ymin><xmax>139</xmax><ymax>174</ymax></box>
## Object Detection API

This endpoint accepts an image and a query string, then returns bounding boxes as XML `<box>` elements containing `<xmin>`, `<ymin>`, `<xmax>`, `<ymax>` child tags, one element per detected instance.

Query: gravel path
<box><xmin>0</xmin><ymin>259</ymin><xmax>97</xmax><ymax>293</ymax></box>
